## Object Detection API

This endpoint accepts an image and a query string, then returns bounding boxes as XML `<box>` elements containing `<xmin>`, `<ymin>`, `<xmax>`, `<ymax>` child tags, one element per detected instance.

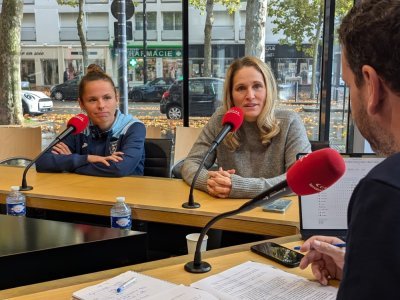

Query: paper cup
<box><xmin>186</xmin><ymin>233</ymin><xmax>208</xmax><ymax>254</ymax></box>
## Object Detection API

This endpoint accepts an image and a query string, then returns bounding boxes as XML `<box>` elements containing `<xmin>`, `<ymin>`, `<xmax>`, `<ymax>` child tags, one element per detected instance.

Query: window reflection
<box><xmin>17</xmin><ymin>0</ymin><xmax>354</xmax><ymax>159</ymax></box>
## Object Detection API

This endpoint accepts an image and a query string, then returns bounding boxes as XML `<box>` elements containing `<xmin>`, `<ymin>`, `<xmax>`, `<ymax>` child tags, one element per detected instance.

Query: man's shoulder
<box><xmin>366</xmin><ymin>153</ymin><xmax>400</xmax><ymax>188</ymax></box>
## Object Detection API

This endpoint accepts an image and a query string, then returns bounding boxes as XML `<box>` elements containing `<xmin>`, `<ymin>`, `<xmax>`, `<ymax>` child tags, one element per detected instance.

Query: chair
<box><xmin>310</xmin><ymin>140</ymin><xmax>330</xmax><ymax>151</ymax></box>
<box><xmin>0</xmin><ymin>156</ymin><xmax>32</xmax><ymax>167</ymax></box>
<box><xmin>172</xmin><ymin>126</ymin><xmax>203</xmax><ymax>178</ymax></box>
<box><xmin>145</xmin><ymin>126</ymin><xmax>162</xmax><ymax>138</ymax></box>
<box><xmin>173</xmin><ymin>126</ymin><xmax>203</xmax><ymax>164</ymax></box>
<box><xmin>144</xmin><ymin>138</ymin><xmax>173</xmax><ymax>178</ymax></box>
<box><xmin>0</xmin><ymin>126</ymin><xmax>41</xmax><ymax>161</ymax></box>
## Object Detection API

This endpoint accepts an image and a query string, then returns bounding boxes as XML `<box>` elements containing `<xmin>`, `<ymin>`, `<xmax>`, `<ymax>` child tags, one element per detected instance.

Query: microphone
<box><xmin>182</xmin><ymin>107</ymin><xmax>244</xmax><ymax>209</ymax></box>
<box><xmin>20</xmin><ymin>114</ymin><xmax>89</xmax><ymax>191</ymax></box>
<box><xmin>184</xmin><ymin>148</ymin><xmax>346</xmax><ymax>273</ymax></box>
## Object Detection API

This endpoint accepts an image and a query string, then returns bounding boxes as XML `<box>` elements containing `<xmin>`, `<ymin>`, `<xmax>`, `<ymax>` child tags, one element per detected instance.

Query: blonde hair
<box><xmin>223</xmin><ymin>56</ymin><xmax>280</xmax><ymax>150</ymax></box>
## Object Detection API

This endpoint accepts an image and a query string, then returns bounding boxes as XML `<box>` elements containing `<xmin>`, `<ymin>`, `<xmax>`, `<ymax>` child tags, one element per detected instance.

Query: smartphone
<box><xmin>262</xmin><ymin>198</ymin><xmax>292</xmax><ymax>213</ymax></box>
<box><xmin>250</xmin><ymin>242</ymin><xmax>304</xmax><ymax>268</ymax></box>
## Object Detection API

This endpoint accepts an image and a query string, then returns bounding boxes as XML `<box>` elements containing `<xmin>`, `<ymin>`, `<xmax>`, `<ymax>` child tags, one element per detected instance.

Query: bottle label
<box><xmin>7</xmin><ymin>202</ymin><xmax>26</xmax><ymax>216</ymax></box>
<box><xmin>111</xmin><ymin>216</ymin><xmax>131</xmax><ymax>229</ymax></box>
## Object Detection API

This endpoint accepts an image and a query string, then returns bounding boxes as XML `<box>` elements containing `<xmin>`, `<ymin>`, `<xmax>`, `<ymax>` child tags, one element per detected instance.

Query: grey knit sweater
<box><xmin>181</xmin><ymin>107</ymin><xmax>311</xmax><ymax>198</ymax></box>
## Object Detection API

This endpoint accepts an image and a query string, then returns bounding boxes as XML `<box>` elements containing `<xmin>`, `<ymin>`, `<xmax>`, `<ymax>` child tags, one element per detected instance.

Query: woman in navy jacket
<box><xmin>36</xmin><ymin>67</ymin><xmax>145</xmax><ymax>177</ymax></box>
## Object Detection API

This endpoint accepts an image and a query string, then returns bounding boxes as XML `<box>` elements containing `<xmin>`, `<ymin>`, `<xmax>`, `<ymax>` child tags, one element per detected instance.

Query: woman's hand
<box><xmin>299</xmin><ymin>235</ymin><xmax>346</xmax><ymax>285</ymax></box>
<box><xmin>207</xmin><ymin>167</ymin><xmax>235</xmax><ymax>198</ymax></box>
<box><xmin>51</xmin><ymin>142</ymin><xmax>72</xmax><ymax>155</ymax></box>
<box><xmin>87</xmin><ymin>152</ymin><xmax>124</xmax><ymax>166</ymax></box>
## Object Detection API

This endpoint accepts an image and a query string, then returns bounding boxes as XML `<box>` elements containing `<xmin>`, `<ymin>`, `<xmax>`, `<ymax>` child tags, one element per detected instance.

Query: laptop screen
<box><xmin>298</xmin><ymin>154</ymin><xmax>384</xmax><ymax>239</ymax></box>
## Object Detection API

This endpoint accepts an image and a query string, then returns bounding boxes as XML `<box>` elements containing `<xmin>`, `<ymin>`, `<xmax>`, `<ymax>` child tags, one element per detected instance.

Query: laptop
<box><xmin>298</xmin><ymin>153</ymin><xmax>384</xmax><ymax>240</ymax></box>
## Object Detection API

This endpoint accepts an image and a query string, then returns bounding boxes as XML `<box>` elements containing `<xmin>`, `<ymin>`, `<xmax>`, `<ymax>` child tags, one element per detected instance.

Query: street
<box><xmin>31</xmin><ymin>99</ymin><xmax>348</xmax><ymax>151</ymax></box>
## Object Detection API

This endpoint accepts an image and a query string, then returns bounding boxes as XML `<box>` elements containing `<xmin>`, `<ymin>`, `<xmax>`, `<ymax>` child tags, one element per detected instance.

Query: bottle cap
<box><xmin>116</xmin><ymin>196</ymin><xmax>126</xmax><ymax>203</ymax></box>
<box><xmin>11</xmin><ymin>186</ymin><xmax>20</xmax><ymax>191</ymax></box>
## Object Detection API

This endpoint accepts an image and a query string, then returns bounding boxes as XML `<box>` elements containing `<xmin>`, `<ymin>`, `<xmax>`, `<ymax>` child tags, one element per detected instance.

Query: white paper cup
<box><xmin>186</xmin><ymin>233</ymin><xmax>208</xmax><ymax>254</ymax></box>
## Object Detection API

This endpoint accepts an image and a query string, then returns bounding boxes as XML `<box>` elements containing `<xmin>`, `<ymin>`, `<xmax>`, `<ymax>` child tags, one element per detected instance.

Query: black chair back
<box><xmin>310</xmin><ymin>140</ymin><xmax>330</xmax><ymax>151</ymax></box>
<box><xmin>144</xmin><ymin>138</ymin><xmax>173</xmax><ymax>178</ymax></box>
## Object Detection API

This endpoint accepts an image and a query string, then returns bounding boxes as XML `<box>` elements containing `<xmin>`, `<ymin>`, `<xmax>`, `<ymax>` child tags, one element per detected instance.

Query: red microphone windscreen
<box><xmin>67</xmin><ymin>114</ymin><xmax>89</xmax><ymax>135</ymax></box>
<box><xmin>287</xmin><ymin>148</ymin><xmax>346</xmax><ymax>196</ymax></box>
<box><xmin>222</xmin><ymin>107</ymin><xmax>244</xmax><ymax>132</ymax></box>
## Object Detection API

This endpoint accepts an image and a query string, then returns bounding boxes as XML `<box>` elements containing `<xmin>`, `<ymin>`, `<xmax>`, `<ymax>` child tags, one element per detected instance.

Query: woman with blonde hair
<box><xmin>36</xmin><ymin>67</ymin><xmax>146</xmax><ymax>177</ymax></box>
<box><xmin>182</xmin><ymin>56</ymin><xmax>310</xmax><ymax>198</ymax></box>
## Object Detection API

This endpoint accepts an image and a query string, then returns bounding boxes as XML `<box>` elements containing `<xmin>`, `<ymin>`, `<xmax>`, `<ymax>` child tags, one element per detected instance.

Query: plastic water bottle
<box><xmin>110</xmin><ymin>197</ymin><xmax>132</xmax><ymax>230</ymax></box>
<box><xmin>6</xmin><ymin>186</ymin><xmax>26</xmax><ymax>217</ymax></box>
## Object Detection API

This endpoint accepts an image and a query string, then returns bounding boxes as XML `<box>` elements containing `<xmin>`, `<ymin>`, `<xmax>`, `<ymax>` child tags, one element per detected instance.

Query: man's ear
<box><xmin>361</xmin><ymin>65</ymin><xmax>384</xmax><ymax>115</ymax></box>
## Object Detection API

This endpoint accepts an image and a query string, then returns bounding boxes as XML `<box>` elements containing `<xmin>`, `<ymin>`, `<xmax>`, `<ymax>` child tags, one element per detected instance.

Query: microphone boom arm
<box><xmin>185</xmin><ymin>180</ymin><xmax>289</xmax><ymax>273</ymax></box>
<box><xmin>20</xmin><ymin>127</ymin><xmax>75</xmax><ymax>191</ymax></box>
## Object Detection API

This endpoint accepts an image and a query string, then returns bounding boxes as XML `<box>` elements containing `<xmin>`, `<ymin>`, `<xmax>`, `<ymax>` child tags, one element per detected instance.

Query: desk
<box><xmin>0</xmin><ymin>214</ymin><xmax>146</xmax><ymax>290</ymax></box>
<box><xmin>3</xmin><ymin>235</ymin><xmax>339</xmax><ymax>299</ymax></box>
<box><xmin>0</xmin><ymin>166</ymin><xmax>299</xmax><ymax>237</ymax></box>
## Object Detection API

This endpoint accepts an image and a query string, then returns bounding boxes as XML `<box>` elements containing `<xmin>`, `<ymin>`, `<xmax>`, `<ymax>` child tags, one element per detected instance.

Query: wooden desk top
<box><xmin>4</xmin><ymin>235</ymin><xmax>339</xmax><ymax>300</ymax></box>
<box><xmin>0</xmin><ymin>166</ymin><xmax>299</xmax><ymax>236</ymax></box>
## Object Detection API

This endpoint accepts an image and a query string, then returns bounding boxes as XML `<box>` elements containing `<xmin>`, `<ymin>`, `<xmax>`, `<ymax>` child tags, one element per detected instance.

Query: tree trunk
<box><xmin>0</xmin><ymin>0</ymin><xmax>24</xmax><ymax>125</ymax></box>
<box><xmin>311</xmin><ymin>3</ymin><xmax>324</xmax><ymax>100</ymax></box>
<box><xmin>244</xmin><ymin>0</ymin><xmax>267</xmax><ymax>60</ymax></box>
<box><xmin>77</xmin><ymin>0</ymin><xmax>88</xmax><ymax>72</ymax></box>
<box><xmin>203</xmin><ymin>0</ymin><xmax>214</xmax><ymax>77</ymax></box>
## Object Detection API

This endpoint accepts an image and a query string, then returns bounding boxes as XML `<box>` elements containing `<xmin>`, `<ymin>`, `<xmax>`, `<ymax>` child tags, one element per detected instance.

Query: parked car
<box><xmin>21</xmin><ymin>91</ymin><xmax>53</xmax><ymax>116</ymax></box>
<box><xmin>129</xmin><ymin>77</ymin><xmax>174</xmax><ymax>102</ymax></box>
<box><xmin>50</xmin><ymin>75</ymin><xmax>81</xmax><ymax>101</ymax></box>
<box><xmin>160</xmin><ymin>77</ymin><xmax>224</xmax><ymax>119</ymax></box>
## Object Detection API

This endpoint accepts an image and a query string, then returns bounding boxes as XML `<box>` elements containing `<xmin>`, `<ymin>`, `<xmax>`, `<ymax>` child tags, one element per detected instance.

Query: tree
<box><xmin>244</xmin><ymin>0</ymin><xmax>268</xmax><ymax>60</ymax></box>
<box><xmin>0</xmin><ymin>0</ymin><xmax>24</xmax><ymax>125</ymax></box>
<box><xmin>190</xmin><ymin>0</ymin><xmax>239</xmax><ymax>77</ymax></box>
<box><xmin>268</xmin><ymin>0</ymin><xmax>353</xmax><ymax>99</ymax></box>
<box><xmin>57</xmin><ymin>0</ymin><xmax>88</xmax><ymax>71</ymax></box>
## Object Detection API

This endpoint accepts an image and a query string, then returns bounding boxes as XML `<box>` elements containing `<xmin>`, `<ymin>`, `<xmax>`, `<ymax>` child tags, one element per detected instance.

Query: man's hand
<box><xmin>87</xmin><ymin>152</ymin><xmax>124</xmax><ymax>166</ymax></box>
<box><xmin>51</xmin><ymin>142</ymin><xmax>72</xmax><ymax>155</ymax></box>
<box><xmin>299</xmin><ymin>235</ymin><xmax>346</xmax><ymax>285</ymax></box>
<box><xmin>207</xmin><ymin>167</ymin><xmax>235</xmax><ymax>198</ymax></box>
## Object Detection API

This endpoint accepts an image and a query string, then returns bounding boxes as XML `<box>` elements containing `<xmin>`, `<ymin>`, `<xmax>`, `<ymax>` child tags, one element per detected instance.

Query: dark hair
<box><xmin>338</xmin><ymin>0</ymin><xmax>400</xmax><ymax>93</ymax></box>
<box><xmin>86</xmin><ymin>64</ymin><xmax>104</xmax><ymax>73</ymax></box>
<box><xmin>78</xmin><ymin>67</ymin><xmax>117</xmax><ymax>99</ymax></box>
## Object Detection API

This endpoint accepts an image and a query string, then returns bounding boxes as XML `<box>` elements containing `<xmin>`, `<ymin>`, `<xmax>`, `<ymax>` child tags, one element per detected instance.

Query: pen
<box><xmin>293</xmin><ymin>243</ymin><xmax>346</xmax><ymax>251</ymax></box>
<box><xmin>116</xmin><ymin>277</ymin><xmax>137</xmax><ymax>293</ymax></box>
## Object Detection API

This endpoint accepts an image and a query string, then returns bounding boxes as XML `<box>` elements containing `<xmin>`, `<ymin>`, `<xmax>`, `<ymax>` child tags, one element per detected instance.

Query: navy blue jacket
<box><xmin>36</xmin><ymin>111</ymin><xmax>145</xmax><ymax>177</ymax></box>
<box><xmin>337</xmin><ymin>153</ymin><xmax>400</xmax><ymax>299</ymax></box>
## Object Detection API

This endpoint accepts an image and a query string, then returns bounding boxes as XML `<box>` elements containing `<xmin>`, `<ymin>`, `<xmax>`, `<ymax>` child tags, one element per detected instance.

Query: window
<box><xmin>42</xmin><ymin>59</ymin><xmax>59</xmax><ymax>85</ymax></box>
<box><xmin>163</xmin><ymin>12</ymin><xmax>182</xmax><ymax>30</ymax></box>
<box><xmin>59</xmin><ymin>13</ymin><xmax>79</xmax><ymax>41</ymax></box>
<box><xmin>135</xmin><ymin>12</ymin><xmax>157</xmax><ymax>30</ymax></box>
<box><xmin>21</xmin><ymin>60</ymin><xmax>36</xmax><ymax>84</ymax></box>
<box><xmin>21</xmin><ymin>13</ymin><xmax>36</xmax><ymax>41</ymax></box>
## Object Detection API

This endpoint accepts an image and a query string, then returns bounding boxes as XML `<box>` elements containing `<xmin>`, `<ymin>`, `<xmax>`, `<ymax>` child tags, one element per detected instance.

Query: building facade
<box><xmin>3</xmin><ymin>0</ymin><xmax>315</xmax><ymax>91</ymax></box>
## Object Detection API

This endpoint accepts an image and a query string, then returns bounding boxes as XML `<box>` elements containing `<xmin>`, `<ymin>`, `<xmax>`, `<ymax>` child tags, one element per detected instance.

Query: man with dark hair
<box><xmin>298</xmin><ymin>1</ymin><xmax>400</xmax><ymax>299</ymax></box>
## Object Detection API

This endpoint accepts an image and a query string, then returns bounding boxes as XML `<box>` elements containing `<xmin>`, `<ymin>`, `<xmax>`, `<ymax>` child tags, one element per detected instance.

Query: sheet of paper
<box><xmin>72</xmin><ymin>271</ymin><xmax>176</xmax><ymax>300</ymax></box>
<box><xmin>147</xmin><ymin>285</ymin><xmax>218</xmax><ymax>300</ymax></box>
<box><xmin>191</xmin><ymin>261</ymin><xmax>338</xmax><ymax>300</ymax></box>
<box><xmin>301</xmin><ymin>157</ymin><xmax>384</xmax><ymax>229</ymax></box>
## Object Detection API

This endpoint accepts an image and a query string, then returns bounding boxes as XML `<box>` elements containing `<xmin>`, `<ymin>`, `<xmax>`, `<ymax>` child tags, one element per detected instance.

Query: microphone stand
<box><xmin>182</xmin><ymin>147</ymin><xmax>213</xmax><ymax>208</ymax></box>
<box><xmin>184</xmin><ymin>180</ymin><xmax>289</xmax><ymax>273</ymax></box>
<box><xmin>20</xmin><ymin>130</ymin><xmax>74</xmax><ymax>191</ymax></box>
<box><xmin>182</xmin><ymin>125</ymin><xmax>233</xmax><ymax>209</ymax></box>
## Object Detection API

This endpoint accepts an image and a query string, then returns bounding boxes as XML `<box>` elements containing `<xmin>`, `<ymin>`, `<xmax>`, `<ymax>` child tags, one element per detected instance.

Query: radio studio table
<box><xmin>0</xmin><ymin>166</ymin><xmax>300</xmax><ymax>237</ymax></box>
<box><xmin>0</xmin><ymin>214</ymin><xmax>146</xmax><ymax>290</ymax></box>
<box><xmin>1</xmin><ymin>235</ymin><xmax>340</xmax><ymax>300</ymax></box>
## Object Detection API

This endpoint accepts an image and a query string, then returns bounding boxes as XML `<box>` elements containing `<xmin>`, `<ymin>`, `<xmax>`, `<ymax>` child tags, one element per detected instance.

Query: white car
<box><xmin>21</xmin><ymin>91</ymin><xmax>53</xmax><ymax>116</ymax></box>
